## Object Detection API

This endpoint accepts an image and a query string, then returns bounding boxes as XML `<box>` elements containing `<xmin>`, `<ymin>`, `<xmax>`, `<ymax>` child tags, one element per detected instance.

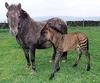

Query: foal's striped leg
<box><xmin>84</xmin><ymin>50</ymin><xmax>91</xmax><ymax>71</ymax></box>
<box><xmin>73</xmin><ymin>47</ymin><xmax>82</xmax><ymax>67</ymax></box>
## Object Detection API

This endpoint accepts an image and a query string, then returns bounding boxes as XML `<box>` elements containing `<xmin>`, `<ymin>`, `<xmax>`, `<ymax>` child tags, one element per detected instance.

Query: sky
<box><xmin>0</xmin><ymin>0</ymin><xmax>100</xmax><ymax>21</ymax></box>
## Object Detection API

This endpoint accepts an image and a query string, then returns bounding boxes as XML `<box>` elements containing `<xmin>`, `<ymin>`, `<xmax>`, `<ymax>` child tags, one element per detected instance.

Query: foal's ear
<box><xmin>5</xmin><ymin>2</ymin><xmax>9</xmax><ymax>9</ymax></box>
<box><xmin>45</xmin><ymin>24</ymin><xmax>50</xmax><ymax>29</ymax></box>
<box><xmin>18</xmin><ymin>3</ymin><xmax>21</xmax><ymax>10</ymax></box>
<box><xmin>43</xmin><ymin>24</ymin><xmax>48</xmax><ymax>30</ymax></box>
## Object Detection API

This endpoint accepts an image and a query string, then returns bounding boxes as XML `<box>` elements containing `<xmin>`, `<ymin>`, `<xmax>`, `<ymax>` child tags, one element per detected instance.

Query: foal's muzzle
<box><xmin>38</xmin><ymin>37</ymin><xmax>47</xmax><ymax>45</ymax></box>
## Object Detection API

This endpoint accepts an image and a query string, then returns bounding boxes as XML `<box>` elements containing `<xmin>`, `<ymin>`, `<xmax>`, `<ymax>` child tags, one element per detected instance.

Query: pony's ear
<box><xmin>18</xmin><ymin>3</ymin><xmax>21</xmax><ymax>10</ymax></box>
<box><xmin>5</xmin><ymin>2</ymin><xmax>9</xmax><ymax>9</ymax></box>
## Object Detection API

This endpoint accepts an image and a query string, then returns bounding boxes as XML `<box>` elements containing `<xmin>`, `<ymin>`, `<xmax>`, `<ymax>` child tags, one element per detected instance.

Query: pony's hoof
<box><xmin>27</xmin><ymin>63</ymin><xmax>31</xmax><ymax>68</ymax></box>
<box><xmin>62</xmin><ymin>60</ymin><xmax>66</xmax><ymax>63</ymax></box>
<box><xmin>32</xmin><ymin>66</ymin><xmax>36</xmax><ymax>71</ymax></box>
<box><xmin>26</xmin><ymin>67</ymin><xmax>30</xmax><ymax>70</ymax></box>
<box><xmin>30</xmin><ymin>70</ymin><xmax>36</xmax><ymax>75</ymax></box>
<box><xmin>87</xmin><ymin>66</ymin><xmax>90</xmax><ymax>71</ymax></box>
<box><xmin>73</xmin><ymin>63</ymin><xmax>77</xmax><ymax>67</ymax></box>
<box><xmin>49</xmin><ymin>74</ymin><xmax>54</xmax><ymax>80</ymax></box>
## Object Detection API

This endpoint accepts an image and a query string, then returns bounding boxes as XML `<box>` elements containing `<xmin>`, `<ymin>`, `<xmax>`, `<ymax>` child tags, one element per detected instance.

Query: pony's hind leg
<box><xmin>30</xmin><ymin>48</ymin><xmax>36</xmax><ymax>71</ymax></box>
<box><xmin>73</xmin><ymin>48</ymin><xmax>82</xmax><ymax>67</ymax></box>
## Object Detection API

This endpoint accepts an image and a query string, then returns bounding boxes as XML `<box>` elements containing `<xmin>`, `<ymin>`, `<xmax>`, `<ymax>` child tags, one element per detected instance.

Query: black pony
<box><xmin>5</xmin><ymin>2</ymin><xmax>67</xmax><ymax>71</ymax></box>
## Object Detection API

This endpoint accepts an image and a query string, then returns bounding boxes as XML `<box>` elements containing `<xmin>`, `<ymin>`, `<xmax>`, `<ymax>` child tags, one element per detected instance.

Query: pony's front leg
<box><xmin>22</xmin><ymin>48</ymin><xmax>31</xmax><ymax>68</ymax></box>
<box><xmin>49</xmin><ymin>49</ymin><xmax>63</xmax><ymax>80</ymax></box>
<box><xmin>30</xmin><ymin>48</ymin><xmax>36</xmax><ymax>71</ymax></box>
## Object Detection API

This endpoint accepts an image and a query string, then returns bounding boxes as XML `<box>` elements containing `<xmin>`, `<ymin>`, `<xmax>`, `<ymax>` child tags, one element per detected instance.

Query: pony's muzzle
<box><xmin>9</xmin><ymin>28</ymin><xmax>18</xmax><ymax>36</ymax></box>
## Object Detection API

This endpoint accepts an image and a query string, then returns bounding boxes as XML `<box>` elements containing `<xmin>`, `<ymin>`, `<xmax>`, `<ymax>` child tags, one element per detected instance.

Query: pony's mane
<box><xmin>20</xmin><ymin>9</ymin><xmax>29</xmax><ymax>18</ymax></box>
<box><xmin>8</xmin><ymin>4</ymin><xmax>18</xmax><ymax>10</ymax></box>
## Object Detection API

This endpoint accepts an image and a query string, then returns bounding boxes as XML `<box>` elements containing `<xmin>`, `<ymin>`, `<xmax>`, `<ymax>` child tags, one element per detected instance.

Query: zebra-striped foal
<box><xmin>40</xmin><ymin>25</ymin><xmax>91</xmax><ymax>80</ymax></box>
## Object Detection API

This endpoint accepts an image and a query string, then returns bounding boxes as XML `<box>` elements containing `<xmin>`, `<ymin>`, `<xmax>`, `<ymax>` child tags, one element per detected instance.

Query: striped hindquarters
<box><xmin>78</xmin><ymin>36</ymin><xmax>89</xmax><ymax>50</ymax></box>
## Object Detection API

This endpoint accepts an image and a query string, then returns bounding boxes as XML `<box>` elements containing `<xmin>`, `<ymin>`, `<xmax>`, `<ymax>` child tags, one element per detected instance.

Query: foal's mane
<box><xmin>46</xmin><ymin>18</ymin><xmax>65</xmax><ymax>34</ymax></box>
<box><xmin>51</xmin><ymin>26</ymin><xmax>62</xmax><ymax>34</ymax></box>
<box><xmin>46</xmin><ymin>22</ymin><xmax>63</xmax><ymax>34</ymax></box>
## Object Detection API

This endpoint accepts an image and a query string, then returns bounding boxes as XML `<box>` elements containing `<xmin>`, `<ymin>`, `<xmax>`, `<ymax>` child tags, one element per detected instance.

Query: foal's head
<box><xmin>39</xmin><ymin>24</ymin><xmax>54</xmax><ymax>43</ymax></box>
<box><xmin>5</xmin><ymin>2</ymin><xmax>21</xmax><ymax>36</ymax></box>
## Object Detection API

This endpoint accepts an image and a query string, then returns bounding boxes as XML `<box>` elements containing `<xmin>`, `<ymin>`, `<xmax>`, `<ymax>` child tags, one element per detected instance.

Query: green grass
<box><xmin>0</xmin><ymin>27</ymin><xmax>100</xmax><ymax>83</ymax></box>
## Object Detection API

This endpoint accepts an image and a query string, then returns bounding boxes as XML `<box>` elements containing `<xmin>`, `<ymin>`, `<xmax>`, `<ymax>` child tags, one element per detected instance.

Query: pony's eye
<box><xmin>6</xmin><ymin>14</ymin><xmax>8</xmax><ymax>17</ymax></box>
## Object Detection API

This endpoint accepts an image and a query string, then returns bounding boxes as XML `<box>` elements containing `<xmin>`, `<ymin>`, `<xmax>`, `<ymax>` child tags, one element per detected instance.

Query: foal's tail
<box><xmin>87</xmin><ymin>38</ymin><xmax>89</xmax><ymax>50</ymax></box>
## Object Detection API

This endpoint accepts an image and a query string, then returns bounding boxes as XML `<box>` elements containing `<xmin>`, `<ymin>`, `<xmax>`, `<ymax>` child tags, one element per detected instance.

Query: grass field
<box><xmin>0</xmin><ymin>27</ymin><xmax>100</xmax><ymax>83</ymax></box>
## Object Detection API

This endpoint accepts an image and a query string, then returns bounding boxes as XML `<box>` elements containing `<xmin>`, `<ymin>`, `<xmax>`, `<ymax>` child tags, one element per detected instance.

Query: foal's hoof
<box><xmin>87</xmin><ymin>65</ymin><xmax>91</xmax><ymax>71</ymax></box>
<box><xmin>49</xmin><ymin>60</ymin><xmax>52</xmax><ymax>63</ymax></box>
<box><xmin>49</xmin><ymin>74</ymin><xmax>54</xmax><ymax>80</ymax></box>
<box><xmin>73</xmin><ymin>63</ymin><xmax>78</xmax><ymax>67</ymax></box>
